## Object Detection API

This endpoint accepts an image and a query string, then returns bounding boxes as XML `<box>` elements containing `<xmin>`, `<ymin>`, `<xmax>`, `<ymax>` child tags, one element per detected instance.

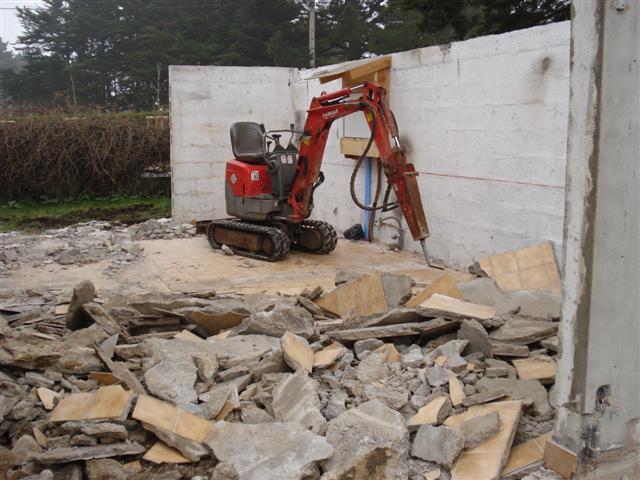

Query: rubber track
<box><xmin>207</xmin><ymin>219</ymin><xmax>290</xmax><ymax>261</ymax></box>
<box><xmin>296</xmin><ymin>220</ymin><xmax>338</xmax><ymax>254</ymax></box>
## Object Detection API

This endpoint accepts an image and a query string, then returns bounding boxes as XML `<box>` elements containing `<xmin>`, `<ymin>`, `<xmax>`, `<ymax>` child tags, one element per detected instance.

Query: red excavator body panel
<box><xmin>226</xmin><ymin>159</ymin><xmax>272</xmax><ymax>197</ymax></box>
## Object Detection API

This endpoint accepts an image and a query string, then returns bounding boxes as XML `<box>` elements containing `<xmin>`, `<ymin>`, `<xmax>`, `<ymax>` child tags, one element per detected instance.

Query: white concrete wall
<box><xmin>170</xmin><ymin>21</ymin><xmax>570</xmax><ymax>267</ymax></box>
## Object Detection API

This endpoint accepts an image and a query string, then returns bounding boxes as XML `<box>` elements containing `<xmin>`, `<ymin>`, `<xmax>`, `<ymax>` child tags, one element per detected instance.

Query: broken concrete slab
<box><xmin>362</xmin><ymin>381</ymin><xmax>409</xmax><ymax>410</ymax></box>
<box><xmin>79</xmin><ymin>423</ymin><xmax>127</xmax><ymax>442</ymax></box>
<box><xmin>65</xmin><ymin>280</ymin><xmax>96</xmax><ymax>330</ymax></box>
<box><xmin>411</xmin><ymin>424</ymin><xmax>464</xmax><ymax>468</ymax></box>
<box><xmin>458</xmin><ymin>319</ymin><xmax>492</xmax><ymax>358</ymax></box>
<box><xmin>281</xmin><ymin>332</ymin><xmax>314</xmax><ymax>373</ymax></box>
<box><xmin>49</xmin><ymin>385</ymin><xmax>133</xmax><ymax>422</ymax></box>
<box><xmin>85</xmin><ymin>458</ymin><xmax>129</xmax><ymax>480</ymax></box>
<box><xmin>476</xmin><ymin>377</ymin><xmax>553</xmax><ymax>419</ymax></box>
<box><xmin>407</xmin><ymin>273</ymin><xmax>462</xmax><ymax>307</ymax></box>
<box><xmin>425</xmin><ymin>339</ymin><xmax>469</xmax><ymax>372</ymax></box>
<box><xmin>401</xmin><ymin>345</ymin><xmax>424</xmax><ymax>368</ymax></box>
<box><xmin>237</xmin><ymin>304</ymin><xmax>315</xmax><ymax>339</ymax></box>
<box><xmin>144</xmin><ymin>359</ymin><xmax>198</xmax><ymax>406</ymax></box>
<box><xmin>324</xmin><ymin>399</ymin><xmax>410</xmax><ymax>480</ymax></box>
<box><xmin>419</xmin><ymin>294</ymin><xmax>496</xmax><ymax>321</ymax></box>
<box><xmin>380</xmin><ymin>272</ymin><xmax>414</xmax><ymax>308</ymax></box>
<box><xmin>356</xmin><ymin>351</ymin><xmax>389</xmax><ymax>384</ymax></box>
<box><xmin>460</xmin><ymin>411</ymin><xmax>500</xmax><ymax>448</ymax></box>
<box><xmin>205</xmin><ymin>420</ymin><xmax>333</xmax><ymax>480</ymax></box>
<box><xmin>35</xmin><ymin>442</ymin><xmax>145</xmax><ymax>465</ymax></box>
<box><xmin>491</xmin><ymin>341</ymin><xmax>529</xmax><ymax>357</ymax></box>
<box><xmin>142</xmin><ymin>422</ymin><xmax>209</xmax><ymax>461</ymax></box>
<box><xmin>327</xmin><ymin>317</ymin><xmax>459</xmax><ymax>342</ymax></box>
<box><xmin>462</xmin><ymin>389</ymin><xmax>510</xmax><ymax>407</ymax></box>
<box><xmin>271</xmin><ymin>371</ymin><xmax>326</xmax><ymax>434</ymax></box>
<box><xmin>408</xmin><ymin>394</ymin><xmax>452</xmax><ymax>427</ymax></box>
<box><xmin>489</xmin><ymin>320</ymin><xmax>558</xmax><ymax>345</ymax></box>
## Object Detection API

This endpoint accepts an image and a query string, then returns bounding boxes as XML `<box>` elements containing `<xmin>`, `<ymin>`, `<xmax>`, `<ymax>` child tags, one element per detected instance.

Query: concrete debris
<box><xmin>0</xmin><ymin>255</ymin><xmax>561</xmax><ymax>479</ymax></box>
<box><xmin>205</xmin><ymin>420</ymin><xmax>333</xmax><ymax>480</ymax></box>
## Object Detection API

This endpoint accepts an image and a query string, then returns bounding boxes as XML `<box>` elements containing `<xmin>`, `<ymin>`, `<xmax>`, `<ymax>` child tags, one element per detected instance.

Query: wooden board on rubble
<box><xmin>50</xmin><ymin>385</ymin><xmax>133</xmax><ymax>422</ymax></box>
<box><xmin>502</xmin><ymin>432</ymin><xmax>553</xmax><ymax>477</ymax></box>
<box><xmin>407</xmin><ymin>273</ymin><xmax>462</xmax><ymax>307</ymax></box>
<box><xmin>445</xmin><ymin>400</ymin><xmax>523</xmax><ymax>480</ymax></box>
<box><xmin>315</xmin><ymin>272</ymin><xmax>388</xmax><ymax>319</ymax></box>
<box><xmin>479</xmin><ymin>242</ymin><xmax>562</xmax><ymax>294</ymax></box>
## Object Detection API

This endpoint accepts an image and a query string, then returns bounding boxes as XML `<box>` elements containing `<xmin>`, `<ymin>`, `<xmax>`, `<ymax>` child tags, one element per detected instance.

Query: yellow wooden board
<box><xmin>448</xmin><ymin>376</ymin><xmax>465</xmax><ymax>407</ymax></box>
<box><xmin>543</xmin><ymin>440</ymin><xmax>577</xmax><ymax>479</ymax></box>
<box><xmin>502</xmin><ymin>432</ymin><xmax>553</xmax><ymax>476</ymax></box>
<box><xmin>479</xmin><ymin>242</ymin><xmax>562</xmax><ymax>295</ymax></box>
<box><xmin>132</xmin><ymin>394</ymin><xmax>213</xmax><ymax>443</ymax></box>
<box><xmin>315</xmin><ymin>272</ymin><xmax>388</xmax><ymax>319</ymax></box>
<box><xmin>143</xmin><ymin>441</ymin><xmax>191</xmax><ymax>464</ymax></box>
<box><xmin>50</xmin><ymin>385</ymin><xmax>132</xmax><ymax>422</ymax></box>
<box><xmin>420</xmin><ymin>294</ymin><xmax>496</xmax><ymax>320</ymax></box>
<box><xmin>407</xmin><ymin>273</ymin><xmax>462</xmax><ymax>307</ymax></box>
<box><xmin>408</xmin><ymin>395</ymin><xmax>450</xmax><ymax>427</ymax></box>
<box><xmin>281</xmin><ymin>332</ymin><xmax>314</xmax><ymax>373</ymax></box>
<box><xmin>340</xmin><ymin>137</ymin><xmax>381</xmax><ymax>158</ymax></box>
<box><xmin>513</xmin><ymin>355</ymin><xmax>557</xmax><ymax>382</ymax></box>
<box><xmin>446</xmin><ymin>400</ymin><xmax>523</xmax><ymax>480</ymax></box>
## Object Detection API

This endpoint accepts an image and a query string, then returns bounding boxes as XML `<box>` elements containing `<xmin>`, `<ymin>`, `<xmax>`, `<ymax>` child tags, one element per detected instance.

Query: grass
<box><xmin>0</xmin><ymin>194</ymin><xmax>171</xmax><ymax>233</ymax></box>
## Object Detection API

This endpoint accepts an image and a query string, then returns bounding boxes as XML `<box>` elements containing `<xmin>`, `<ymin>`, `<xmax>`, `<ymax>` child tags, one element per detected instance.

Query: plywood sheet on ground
<box><xmin>502</xmin><ymin>432</ymin><xmax>552</xmax><ymax>476</ymax></box>
<box><xmin>407</xmin><ymin>273</ymin><xmax>462</xmax><ymax>307</ymax></box>
<box><xmin>143</xmin><ymin>441</ymin><xmax>190</xmax><ymax>464</ymax></box>
<box><xmin>479</xmin><ymin>243</ymin><xmax>561</xmax><ymax>294</ymax></box>
<box><xmin>543</xmin><ymin>440</ymin><xmax>577</xmax><ymax>479</ymax></box>
<box><xmin>513</xmin><ymin>355</ymin><xmax>557</xmax><ymax>382</ymax></box>
<box><xmin>132</xmin><ymin>394</ymin><xmax>213</xmax><ymax>443</ymax></box>
<box><xmin>445</xmin><ymin>400</ymin><xmax>523</xmax><ymax>480</ymax></box>
<box><xmin>315</xmin><ymin>272</ymin><xmax>388</xmax><ymax>318</ymax></box>
<box><xmin>420</xmin><ymin>294</ymin><xmax>496</xmax><ymax>320</ymax></box>
<box><xmin>50</xmin><ymin>385</ymin><xmax>132</xmax><ymax>422</ymax></box>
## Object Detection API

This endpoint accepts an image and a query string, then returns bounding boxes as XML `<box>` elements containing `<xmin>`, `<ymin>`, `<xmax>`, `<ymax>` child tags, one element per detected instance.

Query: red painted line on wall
<box><xmin>416</xmin><ymin>170</ymin><xmax>565</xmax><ymax>189</ymax></box>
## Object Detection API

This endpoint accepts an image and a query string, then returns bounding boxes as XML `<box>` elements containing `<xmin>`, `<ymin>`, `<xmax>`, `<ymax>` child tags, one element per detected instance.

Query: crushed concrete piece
<box><xmin>79</xmin><ymin>423</ymin><xmax>127</xmax><ymax>442</ymax></box>
<box><xmin>238</xmin><ymin>304</ymin><xmax>315</xmax><ymax>339</ymax></box>
<box><xmin>85</xmin><ymin>458</ymin><xmax>128</xmax><ymax>480</ymax></box>
<box><xmin>425</xmin><ymin>365</ymin><xmax>455</xmax><ymax>387</ymax></box>
<box><xmin>323</xmin><ymin>390</ymin><xmax>349</xmax><ymax>420</ymax></box>
<box><xmin>142</xmin><ymin>422</ymin><xmax>210</xmax><ymax>461</ymax></box>
<box><xmin>144</xmin><ymin>359</ymin><xmax>198</xmax><ymax>406</ymax></box>
<box><xmin>328</xmin><ymin>318</ymin><xmax>459</xmax><ymax>341</ymax></box>
<box><xmin>491</xmin><ymin>341</ymin><xmax>529</xmax><ymax>357</ymax></box>
<box><xmin>10</xmin><ymin>434</ymin><xmax>43</xmax><ymax>465</ymax></box>
<box><xmin>362</xmin><ymin>382</ymin><xmax>409</xmax><ymax>410</ymax></box>
<box><xmin>411</xmin><ymin>425</ymin><xmax>464</xmax><ymax>468</ymax></box>
<box><xmin>271</xmin><ymin>371</ymin><xmax>326</xmax><ymax>434</ymax></box>
<box><xmin>22</xmin><ymin>470</ymin><xmax>54</xmax><ymax>480</ymax></box>
<box><xmin>35</xmin><ymin>442</ymin><xmax>145</xmax><ymax>464</ymax></box>
<box><xmin>420</xmin><ymin>294</ymin><xmax>496</xmax><ymax>320</ymax></box>
<box><xmin>313</xmin><ymin>342</ymin><xmax>345</xmax><ymax>368</ymax></box>
<box><xmin>143</xmin><ymin>441</ymin><xmax>190</xmax><ymax>464</ymax></box>
<box><xmin>36</xmin><ymin>387</ymin><xmax>60</xmax><ymax>410</ymax></box>
<box><xmin>374</xmin><ymin>343</ymin><xmax>402</xmax><ymax>362</ymax></box>
<box><xmin>486</xmin><ymin>366</ymin><xmax>509</xmax><ymax>378</ymax></box>
<box><xmin>460</xmin><ymin>411</ymin><xmax>500</xmax><ymax>448</ymax></box>
<box><xmin>354</xmin><ymin>339</ymin><xmax>384</xmax><ymax>359</ymax></box>
<box><xmin>50</xmin><ymin>385</ymin><xmax>133</xmax><ymax>422</ymax></box>
<box><xmin>281</xmin><ymin>332</ymin><xmax>314</xmax><ymax>373</ymax></box>
<box><xmin>65</xmin><ymin>280</ymin><xmax>96</xmax><ymax>329</ymax></box>
<box><xmin>426</xmin><ymin>339</ymin><xmax>469</xmax><ymax>372</ymax></box>
<box><xmin>240</xmin><ymin>403</ymin><xmax>274</xmax><ymax>424</ymax></box>
<box><xmin>513</xmin><ymin>355</ymin><xmax>557</xmax><ymax>383</ymax></box>
<box><xmin>449</xmin><ymin>375</ymin><xmax>465</xmax><ymax>407</ymax></box>
<box><xmin>462</xmin><ymin>389</ymin><xmax>510</xmax><ymax>407</ymax></box>
<box><xmin>205</xmin><ymin>420</ymin><xmax>333</xmax><ymax>480</ymax></box>
<box><xmin>380</xmin><ymin>272</ymin><xmax>414</xmax><ymax>307</ymax></box>
<box><xmin>356</xmin><ymin>351</ymin><xmax>389</xmax><ymax>384</ymax></box>
<box><xmin>489</xmin><ymin>320</ymin><xmax>558</xmax><ymax>345</ymax></box>
<box><xmin>402</xmin><ymin>345</ymin><xmax>424</xmax><ymax>368</ymax></box>
<box><xmin>476</xmin><ymin>377</ymin><xmax>552</xmax><ymax>418</ymax></box>
<box><xmin>200</xmin><ymin>384</ymin><xmax>235</xmax><ymax>419</ymax></box>
<box><xmin>458</xmin><ymin>319</ymin><xmax>492</xmax><ymax>358</ymax></box>
<box><xmin>540</xmin><ymin>336</ymin><xmax>559</xmax><ymax>353</ymax></box>
<box><xmin>408</xmin><ymin>394</ymin><xmax>451</xmax><ymax>427</ymax></box>
<box><xmin>324</xmin><ymin>400</ymin><xmax>410</xmax><ymax>479</ymax></box>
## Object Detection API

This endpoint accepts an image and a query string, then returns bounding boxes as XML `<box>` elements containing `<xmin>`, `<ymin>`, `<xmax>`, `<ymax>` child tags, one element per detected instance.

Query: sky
<box><xmin>1</xmin><ymin>0</ymin><xmax>43</xmax><ymax>50</ymax></box>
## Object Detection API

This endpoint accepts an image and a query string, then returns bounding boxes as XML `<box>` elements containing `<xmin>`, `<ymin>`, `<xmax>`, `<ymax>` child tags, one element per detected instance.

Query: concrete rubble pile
<box><xmin>1</xmin><ymin>265</ymin><xmax>564</xmax><ymax>480</ymax></box>
<box><xmin>0</xmin><ymin>219</ymin><xmax>196</xmax><ymax>278</ymax></box>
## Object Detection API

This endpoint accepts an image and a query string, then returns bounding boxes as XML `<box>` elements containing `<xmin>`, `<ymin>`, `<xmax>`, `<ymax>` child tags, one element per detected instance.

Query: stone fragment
<box><xmin>323</xmin><ymin>390</ymin><xmax>348</xmax><ymax>420</ymax></box>
<box><xmin>313</xmin><ymin>343</ymin><xmax>345</xmax><ymax>369</ymax></box>
<box><xmin>354</xmin><ymin>339</ymin><xmax>384</xmax><ymax>359</ymax></box>
<box><xmin>411</xmin><ymin>425</ymin><xmax>464</xmax><ymax>468</ymax></box>
<box><xmin>35</xmin><ymin>443</ymin><xmax>144</xmax><ymax>464</ymax></box>
<box><xmin>271</xmin><ymin>372</ymin><xmax>326</xmax><ymax>434</ymax></box>
<box><xmin>462</xmin><ymin>389</ymin><xmax>510</xmax><ymax>407</ymax></box>
<box><xmin>281</xmin><ymin>332</ymin><xmax>314</xmax><ymax>373</ymax></box>
<box><xmin>240</xmin><ymin>403</ymin><xmax>273</xmax><ymax>424</ymax></box>
<box><xmin>71</xmin><ymin>434</ymin><xmax>98</xmax><ymax>446</ymax></box>
<box><xmin>327</xmin><ymin>318</ymin><xmax>458</xmax><ymax>341</ymax></box>
<box><xmin>401</xmin><ymin>345</ymin><xmax>424</xmax><ymax>368</ymax></box>
<box><xmin>85</xmin><ymin>458</ymin><xmax>128</xmax><ymax>480</ymax></box>
<box><xmin>362</xmin><ymin>382</ymin><xmax>409</xmax><ymax>410</ymax></box>
<box><xmin>491</xmin><ymin>341</ymin><xmax>530</xmax><ymax>357</ymax></box>
<box><xmin>10</xmin><ymin>435</ymin><xmax>43</xmax><ymax>465</ymax></box>
<box><xmin>476</xmin><ymin>377</ymin><xmax>552</xmax><ymax>418</ymax></box>
<box><xmin>380</xmin><ymin>272</ymin><xmax>414</xmax><ymax>307</ymax></box>
<box><xmin>457</xmin><ymin>319</ymin><xmax>492</xmax><ymax>358</ymax></box>
<box><xmin>425</xmin><ymin>339</ymin><xmax>469</xmax><ymax>372</ymax></box>
<box><xmin>210</xmin><ymin>461</ymin><xmax>239</xmax><ymax>480</ymax></box>
<box><xmin>79</xmin><ymin>423</ymin><xmax>128</xmax><ymax>442</ymax></box>
<box><xmin>448</xmin><ymin>375</ymin><xmax>465</xmax><ymax>406</ymax></box>
<box><xmin>66</xmin><ymin>280</ymin><xmax>96</xmax><ymax>329</ymax></box>
<box><xmin>238</xmin><ymin>304</ymin><xmax>315</xmax><ymax>338</ymax></box>
<box><xmin>459</xmin><ymin>411</ymin><xmax>501</xmax><ymax>448</ymax></box>
<box><xmin>205</xmin><ymin>421</ymin><xmax>333</xmax><ymax>480</ymax></box>
<box><xmin>408</xmin><ymin>394</ymin><xmax>451</xmax><ymax>427</ymax></box>
<box><xmin>489</xmin><ymin>320</ymin><xmax>558</xmax><ymax>345</ymax></box>
<box><xmin>424</xmin><ymin>365</ymin><xmax>454</xmax><ymax>387</ymax></box>
<box><xmin>356</xmin><ymin>351</ymin><xmax>389</xmax><ymax>384</ymax></box>
<box><xmin>144</xmin><ymin>359</ymin><xmax>197</xmax><ymax>406</ymax></box>
<box><xmin>200</xmin><ymin>384</ymin><xmax>236</xmax><ymax>419</ymax></box>
<box><xmin>324</xmin><ymin>400</ymin><xmax>410</xmax><ymax>479</ymax></box>
<box><xmin>142</xmin><ymin>423</ymin><xmax>209</xmax><ymax>461</ymax></box>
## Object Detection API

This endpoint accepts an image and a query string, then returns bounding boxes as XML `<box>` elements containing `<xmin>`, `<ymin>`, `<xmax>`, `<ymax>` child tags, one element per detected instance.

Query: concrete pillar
<box><xmin>555</xmin><ymin>0</ymin><xmax>639</xmax><ymax>477</ymax></box>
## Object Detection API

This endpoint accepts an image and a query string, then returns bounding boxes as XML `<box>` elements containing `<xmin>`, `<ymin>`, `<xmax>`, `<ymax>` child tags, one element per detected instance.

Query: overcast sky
<box><xmin>1</xmin><ymin>0</ymin><xmax>43</xmax><ymax>50</ymax></box>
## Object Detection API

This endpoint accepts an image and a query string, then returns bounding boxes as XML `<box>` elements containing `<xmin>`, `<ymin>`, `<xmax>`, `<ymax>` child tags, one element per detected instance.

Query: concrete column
<box><xmin>555</xmin><ymin>0</ymin><xmax>639</xmax><ymax>477</ymax></box>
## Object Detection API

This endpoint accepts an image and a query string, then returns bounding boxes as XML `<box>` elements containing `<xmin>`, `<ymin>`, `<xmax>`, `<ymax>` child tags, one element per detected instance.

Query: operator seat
<box><xmin>230</xmin><ymin>122</ymin><xmax>265</xmax><ymax>164</ymax></box>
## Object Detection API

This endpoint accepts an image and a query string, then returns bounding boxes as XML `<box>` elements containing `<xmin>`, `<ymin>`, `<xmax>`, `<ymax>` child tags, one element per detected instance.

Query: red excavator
<box><xmin>206</xmin><ymin>82</ymin><xmax>439</xmax><ymax>266</ymax></box>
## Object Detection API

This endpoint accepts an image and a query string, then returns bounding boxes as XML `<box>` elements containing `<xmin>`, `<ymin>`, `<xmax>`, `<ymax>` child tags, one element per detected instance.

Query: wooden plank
<box><xmin>340</xmin><ymin>137</ymin><xmax>381</xmax><ymax>158</ymax></box>
<box><xmin>327</xmin><ymin>317</ymin><xmax>459</xmax><ymax>341</ymax></box>
<box><xmin>420</xmin><ymin>294</ymin><xmax>496</xmax><ymax>320</ymax></box>
<box><xmin>513</xmin><ymin>355</ymin><xmax>557</xmax><ymax>382</ymax></box>
<box><xmin>407</xmin><ymin>273</ymin><xmax>462</xmax><ymax>307</ymax></box>
<box><xmin>312</xmin><ymin>56</ymin><xmax>391</xmax><ymax>83</ymax></box>
<box><xmin>408</xmin><ymin>395</ymin><xmax>450</xmax><ymax>426</ymax></box>
<box><xmin>132</xmin><ymin>394</ymin><xmax>213</xmax><ymax>443</ymax></box>
<box><xmin>344</xmin><ymin>56</ymin><xmax>392</xmax><ymax>83</ymax></box>
<box><xmin>315</xmin><ymin>272</ymin><xmax>388</xmax><ymax>319</ymax></box>
<box><xmin>502</xmin><ymin>432</ymin><xmax>553</xmax><ymax>477</ymax></box>
<box><xmin>543</xmin><ymin>440</ymin><xmax>577</xmax><ymax>479</ymax></box>
<box><xmin>448</xmin><ymin>376</ymin><xmax>465</xmax><ymax>407</ymax></box>
<box><xmin>479</xmin><ymin>242</ymin><xmax>562</xmax><ymax>294</ymax></box>
<box><xmin>446</xmin><ymin>400</ymin><xmax>523</xmax><ymax>480</ymax></box>
<box><xmin>50</xmin><ymin>385</ymin><xmax>133</xmax><ymax>422</ymax></box>
<box><xmin>143</xmin><ymin>441</ymin><xmax>191</xmax><ymax>464</ymax></box>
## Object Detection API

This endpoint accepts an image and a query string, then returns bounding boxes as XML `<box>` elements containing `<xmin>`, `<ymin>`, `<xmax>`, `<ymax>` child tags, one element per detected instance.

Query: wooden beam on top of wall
<box><xmin>343</xmin><ymin>67</ymin><xmax>391</xmax><ymax>93</ymax></box>
<box><xmin>340</xmin><ymin>137</ymin><xmax>380</xmax><ymax>158</ymax></box>
<box><xmin>344</xmin><ymin>56</ymin><xmax>391</xmax><ymax>83</ymax></box>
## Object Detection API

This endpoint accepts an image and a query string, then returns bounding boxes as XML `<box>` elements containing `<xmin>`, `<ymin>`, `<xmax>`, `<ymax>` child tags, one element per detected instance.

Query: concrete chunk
<box><xmin>237</xmin><ymin>304</ymin><xmax>315</xmax><ymax>339</ymax></box>
<box><xmin>271</xmin><ymin>372</ymin><xmax>326</xmax><ymax>434</ymax></box>
<box><xmin>489</xmin><ymin>320</ymin><xmax>558</xmax><ymax>345</ymax></box>
<box><xmin>460</xmin><ymin>411</ymin><xmax>501</xmax><ymax>448</ymax></box>
<box><xmin>35</xmin><ymin>442</ymin><xmax>144</xmax><ymax>464</ymax></box>
<box><xmin>411</xmin><ymin>425</ymin><xmax>464</xmax><ymax>468</ymax></box>
<box><xmin>458</xmin><ymin>319</ymin><xmax>492</xmax><ymax>358</ymax></box>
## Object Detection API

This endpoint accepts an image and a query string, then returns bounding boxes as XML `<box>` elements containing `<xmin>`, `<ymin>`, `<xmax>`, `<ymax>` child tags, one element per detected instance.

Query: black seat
<box><xmin>230</xmin><ymin>122</ymin><xmax>265</xmax><ymax>164</ymax></box>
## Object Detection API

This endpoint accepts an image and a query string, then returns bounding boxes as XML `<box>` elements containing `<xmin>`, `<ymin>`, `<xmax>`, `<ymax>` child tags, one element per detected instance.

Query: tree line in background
<box><xmin>1</xmin><ymin>0</ymin><xmax>570</xmax><ymax>111</ymax></box>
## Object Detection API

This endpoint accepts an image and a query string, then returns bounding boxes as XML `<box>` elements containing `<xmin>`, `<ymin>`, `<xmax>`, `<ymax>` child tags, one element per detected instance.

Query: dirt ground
<box><xmin>6</xmin><ymin>236</ymin><xmax>471</xmax><ymax>296</ymax></box>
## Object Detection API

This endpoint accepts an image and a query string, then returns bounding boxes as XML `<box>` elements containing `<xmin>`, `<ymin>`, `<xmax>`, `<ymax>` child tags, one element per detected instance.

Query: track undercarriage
<box><xmin>206</xmin><ymin>219</ymin><xmax>337</xmax><ymax>261</ymax></box>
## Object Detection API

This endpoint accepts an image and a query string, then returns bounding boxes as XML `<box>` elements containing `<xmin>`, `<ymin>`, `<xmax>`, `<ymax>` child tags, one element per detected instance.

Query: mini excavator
<box><xmin>206</xmin><ymin>82</ymin><xmax>440</xmax><ymax>267</ymax></box>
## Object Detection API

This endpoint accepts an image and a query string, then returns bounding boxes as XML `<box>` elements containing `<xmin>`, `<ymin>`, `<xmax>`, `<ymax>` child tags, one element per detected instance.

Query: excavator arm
<box><xmin>288</xmin><ymin>82</ymin><xmax>439</xmax><ymax>266</ymax></box>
